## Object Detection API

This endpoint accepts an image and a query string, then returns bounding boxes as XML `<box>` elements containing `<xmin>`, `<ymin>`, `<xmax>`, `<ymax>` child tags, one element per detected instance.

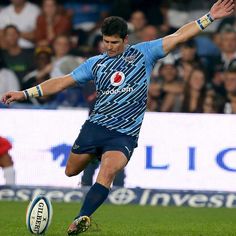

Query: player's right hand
<box><xmin>1</xmin><ymin>91</ymin><xmax>25</xmax><ymax>105</ymax></box>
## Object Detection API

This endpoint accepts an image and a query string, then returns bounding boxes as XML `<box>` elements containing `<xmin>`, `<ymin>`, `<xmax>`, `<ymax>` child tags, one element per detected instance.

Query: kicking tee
<box><xmin>71</xmin><ymin>39</ymin><xmax>166</xmax><ymax>137</ymax></box>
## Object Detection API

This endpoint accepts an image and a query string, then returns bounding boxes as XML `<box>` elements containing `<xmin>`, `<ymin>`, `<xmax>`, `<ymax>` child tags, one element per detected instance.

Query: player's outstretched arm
<box><xmin>1</xmin><ymin>74</ymin><xmax>76</xmax><ymax>105</ymax></box>
<box><xmin>163</xmin><ymin>0</ymin><xmax>234</xmax><ymax>54</ymax></box>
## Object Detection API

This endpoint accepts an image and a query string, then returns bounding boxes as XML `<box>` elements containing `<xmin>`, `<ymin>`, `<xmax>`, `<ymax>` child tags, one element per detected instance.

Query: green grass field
<box><xmin>0</xmin><ymin>201</ymin><xmax>236</xmax><ymax>236</ymax></box>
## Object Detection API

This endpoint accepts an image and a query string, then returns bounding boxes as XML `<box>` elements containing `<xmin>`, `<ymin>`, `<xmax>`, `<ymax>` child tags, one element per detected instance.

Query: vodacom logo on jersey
<box><xmin>110</xmin><ymin>71</ymin><xmax>125</xmax><ymax>86</ymax></box>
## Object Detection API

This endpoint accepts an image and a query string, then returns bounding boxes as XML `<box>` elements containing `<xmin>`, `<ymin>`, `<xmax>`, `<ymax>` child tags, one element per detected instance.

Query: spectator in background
<box><xmin>132</xmin><ymin>0</ymin><xmax>169</xmax><ymax>35</ymax></box>
<box><xmin>35</xmin><ymin>0</ymin><xmax>72</xmax><ymax>47</ymax></box>
<box><xmin>203</xmin><ymin>93</ymin><xmax>217</xmax><ymax>113</ymax></box>
<box><xmin>156</xmin><ymin>60</ymin><xmax>183</xmax><ymax>112</ymax></box>
<box><xmin>147</xmin><ymin>81</ymin><xmax>162</xmax><ymax>112</ymax></box>
<box><xmin>194</xmin><ymin>34</ymin><xmax>221</xmax><ymax>79</ymax></box>
<box><xmin>164</xmin><ymin>0</ymin><xmax>191</xmax><ymax>34</ymax></box>
<box><xmin>209</xmin><ymin>64</ymin><xmax>226</xmax><ymax>97</ymax></box>
<box><xmin>147</xmin><ymin>56</ymin><xmax>183</xmax><ymax>112</ymax></box>
<box><xmin>180</xmin><ymin>68</ymin><xmax>207</xmax><ymax>113</ymax></box>
<box><xmin>50</xmin><ymin>35</ymin><xmax>85</xmax><ymax>107</ymax></box>
<box><xmin>22</xmin><ymin>46</ymin><xmax>55</xmax><ymax>105</ymax></box>
<box><xmin>0</xmin><ymin>0</ymin><xmax>40</xmax><ymax>49</ymax></box>
<box><xmin>51</xmin><ymin>34</ymin><xmax>83</xmax><ymax>77</ymax></box>
<box><xmin>110</xmin><ymin>0</ymin><xmax>132</xmax><ymax>20</ymax></box>
<box><xmin>217</xmin><ymin>27</ymin><xmax>236</xmax><ymax>70</ymax></box>
<box><xmin>166</xmin><ymin>0</ymin><xmax>218</xmax><ymax>33</ymax></box>
<box><xmin>140</xmin><ymin>25</ymin><xmax>159</xmax><ymax>42</ymax></box>
<box><xmin>0</xmin><ymin>56</ymin><xmax>20</xmax><ymax>98</ymax></box>
<box><xmin>175</xmin><ymin>40</ymin><xmax>203</xmax><ymax>82</ymax></box>
<box><xmin>85</xmin><ymin>11</ymin><xmax>110</xmax><ymax>48</ymax></box>
<box><xmin>128</xmin><ymin>10</ymin><xmax>147</xmax><ymax>45</ymax></box>
<box><xmin>89</xmin><ymin>35</ymin><xmax>104</xmax><ymax>56</ymax></box>
<box><xmin>203</xmin><ymin>91</ymin><xmax>225</xmax><ymax>113</ymax></box>
<box><xmin>223</xmin><ymin>60</ymin><xmax>236</xmax><ymax>114</ymax></box>
<box><xmin>0</xmin><ymin>136</ymin><xmax>15</xmax><ymax>185</ymax></box>
<box><xmin>64</xmin><ymin>0</ymin><xmax>110</xmax><ymax>48</ymax></box>
<box><xmin>1</xmin><ymin>25</ymin><xmax>34</xmax><ymax>88</ymax></box>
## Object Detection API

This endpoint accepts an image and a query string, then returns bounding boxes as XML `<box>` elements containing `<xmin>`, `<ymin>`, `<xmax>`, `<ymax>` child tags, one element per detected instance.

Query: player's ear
<box><xmin>124</xmin><ymin>35</ymin><xmax>128</xmax><ymax>44</ymax></box>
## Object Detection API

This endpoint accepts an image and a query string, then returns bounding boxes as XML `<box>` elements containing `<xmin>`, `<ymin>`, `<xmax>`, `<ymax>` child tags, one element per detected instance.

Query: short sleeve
<box><xmin>70</xmin><ymin>57</ymin><xmax>95</xmax><ymax>84</ymax></box>
<box><xmin>135</xmin><ymin>38</ymin><xmax>166</xmax><ymax>66</ymax></box>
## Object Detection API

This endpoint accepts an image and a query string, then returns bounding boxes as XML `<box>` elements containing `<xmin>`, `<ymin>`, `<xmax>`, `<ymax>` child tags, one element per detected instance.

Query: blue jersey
<box><xmin>71</xmin><ymin>39</ymin><xmax>166</xmax><ymax>137</ymax></box>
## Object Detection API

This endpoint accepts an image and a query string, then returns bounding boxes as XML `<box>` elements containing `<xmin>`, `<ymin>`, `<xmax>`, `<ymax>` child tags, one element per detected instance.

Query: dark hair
<box><xmin>101</xmin><ymin>16</ymin><xmax>128</xmax><ymax>39</ymax></box>
<box><xmin>181</xmin><ymin>67</ymin><xmax>207</xmax><ymax>113</ymax></box>
<box><xmin>3</xmin><ymin>24</ymin><xmax>20</xmax><ymax>34</ymax></box>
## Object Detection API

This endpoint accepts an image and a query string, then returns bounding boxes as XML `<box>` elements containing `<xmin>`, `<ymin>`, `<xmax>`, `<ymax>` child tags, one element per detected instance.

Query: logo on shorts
<box><xmin>110</xmin><ymin>72</ymin><xmax>125</xmax><ymax>86</ymax></box>
<box><xmin>125</xmin><ymin>146</ymin><xmax>131</xmax><ymax>155</ymax></box>
<box><xmin>72</xmin><ymin>144</ymin><xmax>80</xmax><ymax>150</ymax></box>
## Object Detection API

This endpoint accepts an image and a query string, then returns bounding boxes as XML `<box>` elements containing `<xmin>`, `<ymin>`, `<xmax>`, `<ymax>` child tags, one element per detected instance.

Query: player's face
<box><xmin>103</xmin><ymin>34</ymin><xmax>128</xmax><ymax>57</ymax></box>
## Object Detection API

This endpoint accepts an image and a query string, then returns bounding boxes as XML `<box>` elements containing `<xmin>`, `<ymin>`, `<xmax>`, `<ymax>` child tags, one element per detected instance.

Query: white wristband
<box><xmin>195</xmin><ymin>13</ymin><xmax>214</xmax><ymax>30</ymax></box>
<box><xmin>23</xmin><ymin>85</ymin><xmax>43</xmax><ymax>99</ymax></box>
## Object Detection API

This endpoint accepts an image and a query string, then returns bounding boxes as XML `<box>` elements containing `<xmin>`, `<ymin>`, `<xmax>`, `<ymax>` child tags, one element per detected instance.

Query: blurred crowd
<box><xmin>0</xmin><ymin>0</ymin><xmax>236</xmax><ymax>114</ymax></box>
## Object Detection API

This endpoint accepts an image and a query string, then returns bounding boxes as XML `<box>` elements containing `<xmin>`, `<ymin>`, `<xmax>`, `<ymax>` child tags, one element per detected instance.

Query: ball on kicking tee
<box><xmin>26</xmin><ymin>195</ymin><xmax>53</xmax><ymax>235</ymax></box>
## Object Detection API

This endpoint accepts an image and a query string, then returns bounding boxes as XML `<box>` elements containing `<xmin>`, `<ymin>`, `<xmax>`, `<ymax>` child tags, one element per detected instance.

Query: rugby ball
<box><xmin>26</xmin><ymin>195</ymin><xmax>53</xmax><ymax>235</ymax></box>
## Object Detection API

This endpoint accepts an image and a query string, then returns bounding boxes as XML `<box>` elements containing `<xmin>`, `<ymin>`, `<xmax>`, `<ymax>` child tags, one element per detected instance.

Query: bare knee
<box><xmin>65</xmin><ymin>166</ymin><xmax>79</xmax><ymax>177</ymax></box>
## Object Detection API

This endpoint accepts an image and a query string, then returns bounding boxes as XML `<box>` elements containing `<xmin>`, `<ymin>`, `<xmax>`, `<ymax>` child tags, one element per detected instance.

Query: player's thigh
<box><xmin>97</xmin><ymin>151</ymin><xmax>128</xmax><ymax>180</ymax></box>
<box><xmin>65</xmin><ymin>152</ymin><xmax>94</xmax><ymax>176</ymax></box>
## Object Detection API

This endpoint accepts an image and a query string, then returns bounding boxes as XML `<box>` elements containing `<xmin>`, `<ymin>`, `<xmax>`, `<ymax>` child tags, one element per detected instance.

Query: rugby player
<box><xmin>1</xmin><ymin>0</ymin><xmax>234</xmax><ymax>234</ymax></box>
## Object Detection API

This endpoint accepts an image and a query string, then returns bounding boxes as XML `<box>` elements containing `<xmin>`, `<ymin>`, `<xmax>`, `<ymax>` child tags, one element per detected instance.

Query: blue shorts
<box><xmin>71</xmin><ymin>120</ymin><xmax>138</xmax><ymax>160</ymax></box>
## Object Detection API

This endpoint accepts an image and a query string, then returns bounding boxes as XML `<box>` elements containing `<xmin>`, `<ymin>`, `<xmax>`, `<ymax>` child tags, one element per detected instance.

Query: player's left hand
<box><xmin>210</xmin><ymin>0</ymin><xmax>235</xmax><ymax>20</ymax></box>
